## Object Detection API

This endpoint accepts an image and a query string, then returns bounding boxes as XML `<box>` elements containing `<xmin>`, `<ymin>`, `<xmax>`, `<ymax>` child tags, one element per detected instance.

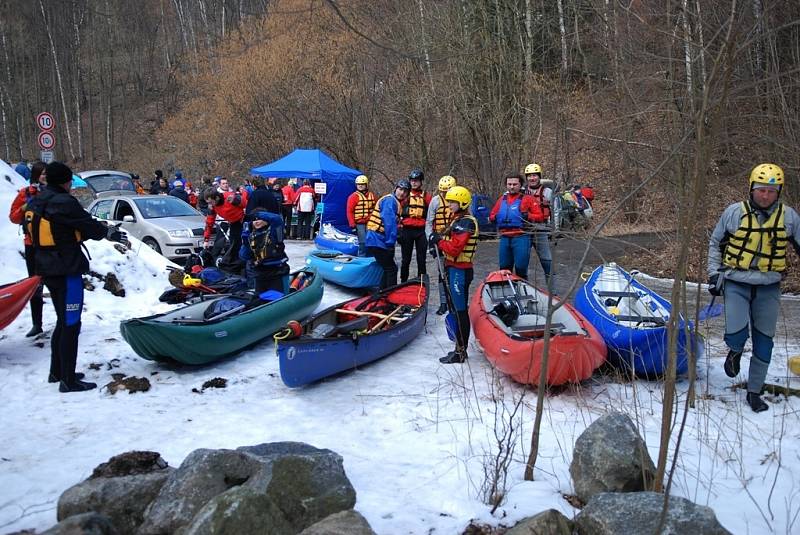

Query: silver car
<box><xmin>88</xmin><ymin>195</ymin><xmax>206</xmax><ymax>260</ymax></box>
<box><xmin>74</xmin><ymin>170</ymin><xmax>138</xmax><ymax>207</ymax></box>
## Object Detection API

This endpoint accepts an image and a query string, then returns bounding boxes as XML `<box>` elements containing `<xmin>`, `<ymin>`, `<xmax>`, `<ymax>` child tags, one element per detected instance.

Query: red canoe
<box><xmin>470</xmin><ymin>270</ymin><xmax>606</xmax><ymax>386</ymax></box>
<box><xmin>0</xmin><ymin>276</ymin><xmax>42</xmax><ymax>331</ymax></box>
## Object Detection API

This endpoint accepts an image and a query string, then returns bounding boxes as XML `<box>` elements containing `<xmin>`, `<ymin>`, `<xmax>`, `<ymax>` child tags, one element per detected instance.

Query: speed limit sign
<box><xmin>36</xmin><ymin>112</ymin><xmax>55</xmax><ymax>131</ymax></box>
<box><xmin>38</xmin><ymin>131</ymin><xmax>56</xmax><ymax>150</ymax></box>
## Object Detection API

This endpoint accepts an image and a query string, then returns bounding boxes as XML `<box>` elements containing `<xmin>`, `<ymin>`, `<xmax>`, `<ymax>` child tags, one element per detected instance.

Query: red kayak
<box><xmin>470</xmin><ymin>270</ymin><xmax>606</xmax><ymax>386</ymax></box>
<box><xmin>0</xmin><ymin>276</ymin><xmax>42</xmax><ymax>331</ymax></box>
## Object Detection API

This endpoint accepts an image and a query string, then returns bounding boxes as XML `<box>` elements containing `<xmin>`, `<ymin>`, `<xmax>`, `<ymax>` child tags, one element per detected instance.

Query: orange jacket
<box><xmin>9</xmin><ymin>185</ymin><xmax>39</xmax><ymax>246</ymax></box>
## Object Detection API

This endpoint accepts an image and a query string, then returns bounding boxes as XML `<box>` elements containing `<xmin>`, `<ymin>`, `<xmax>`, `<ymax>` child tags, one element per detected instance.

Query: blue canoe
<box><xmin>276</xmin><ymin>277</ymin><xmax>428</xmax><ymax>387</ymax></box>
<box><xmin>314</xmin><ymin>224</ymin><xmax>359</xmax><ymax>255</ymax></box>
<box><xmin>573</xmin><ymin>263</ymin><xmax>695</xmax><ymax>376</ymax></box>
<box><xmin>305</xmin><ymin>249</ymin><xmax>383</xmax><ymax>288</ymax></box>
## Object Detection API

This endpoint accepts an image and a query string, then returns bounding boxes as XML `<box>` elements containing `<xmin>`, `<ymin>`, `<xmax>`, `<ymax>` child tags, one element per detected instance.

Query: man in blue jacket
<box><xmin>365</xmin><ymin>179</ymin><xmax>412</xmax><ymax>289</ymax></box>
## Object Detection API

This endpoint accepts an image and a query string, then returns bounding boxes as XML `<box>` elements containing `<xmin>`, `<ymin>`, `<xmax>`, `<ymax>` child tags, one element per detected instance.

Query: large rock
<box><xmin>299</xmin><ymin>510</ymin><xmax>376</xmax><ymax>535</ymax></box>
<box><xmin>90</xmin><ymin>451</ymin><xmax>168</xmax><ymax>479</ymax></box>
<box><xmin>574</xmin><ymin>492</ymin><xmax>731</xmax><ymax>535</ymax></box>
<box><xmin>505</xmin><ymin>509</ymin><xmax>572</xmax><ymax>535</ymax></box>
<box><xmin>42</xmin><ymin>512</ymin><xmax>118</xmax><ymax>535</ymax></box>
<box><xmin>139</xmin><ymin>442</ymin><xmax>356</xmax><ymax>535</ymax></box>
<box><xmin>569</xmin><ymin>412</ymin><xmax>656</xmax><ymax>502</ymax></box>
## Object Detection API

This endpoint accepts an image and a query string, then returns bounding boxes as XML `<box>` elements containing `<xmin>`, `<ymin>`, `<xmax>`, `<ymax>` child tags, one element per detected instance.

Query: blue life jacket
<box><xmin>496</xmin><ymin>195</ymin><xmax>524</xmax><ymax>229</ymax></box>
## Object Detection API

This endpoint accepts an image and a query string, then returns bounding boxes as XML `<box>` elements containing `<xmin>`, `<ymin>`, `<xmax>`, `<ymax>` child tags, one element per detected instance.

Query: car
<box><xmin>73</xmin><ymin>170</ymin><xmax>138</xmax><ymax>207</ymax></box>
<box><xmin>88</xmin><ymin>195</ymin><xmax>206</xmax><ymax>260</ymax></box>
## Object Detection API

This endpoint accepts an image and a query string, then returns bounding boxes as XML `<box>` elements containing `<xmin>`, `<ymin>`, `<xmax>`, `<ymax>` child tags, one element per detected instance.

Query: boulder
<box><xmin>42</xmin><ymin>512</ymin><xmax>118</xmax><ymax>535</ymax></box>
<box><xmin>299</xmin><ymin>510</ymin><xmax>376</xmax><ymax>535</ymax></box>
<box><xmin>505</xmin><ymin>509</ymin><xmax>572</xmax><ymax>535</ymax></box>
<box><xmin>574</xmin><ymin>492</ymin><xmax>731</xmax><ymax>535</ymax></box>
<box><xmin>182</xmin><ymin>487</ymin><xmax>293</xmax><ymax>535</ymax></box>
<box><xmin>58</xmin><ymin>470</ymin><xmax>172</xmax><ymax>534</ymax></box>
<box><xmin>569</xmin><ymin>412</ymin><xmax>656</xmax><ymax>502</ymax></box>
<box><xmin>90</xmin><ymin>451</ymin><xmax>168</xmax><ymax>479</ymax></box>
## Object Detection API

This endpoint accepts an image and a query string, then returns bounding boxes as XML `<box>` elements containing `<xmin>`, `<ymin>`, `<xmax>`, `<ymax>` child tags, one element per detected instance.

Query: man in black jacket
<box><xmin>245</xmin><ymin>176</ymin><xmax>279</xmax><ymax>215</ymax></box>
<box><xmin>26</xmin><ymin>162</ymin><xmax>128</xmax><ymax>392</ymax></box>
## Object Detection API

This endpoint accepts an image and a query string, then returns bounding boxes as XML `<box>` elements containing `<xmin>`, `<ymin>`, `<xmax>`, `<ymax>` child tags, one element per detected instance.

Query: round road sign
<box><xmin>38</xmin><ymin>131</ymin><xmax>56</xmax><ymax>150</ymax></box>
<box><xmin>36</xmin><ymin>112</ymin><xmax>55</xmax><ymax>131</ymax></box>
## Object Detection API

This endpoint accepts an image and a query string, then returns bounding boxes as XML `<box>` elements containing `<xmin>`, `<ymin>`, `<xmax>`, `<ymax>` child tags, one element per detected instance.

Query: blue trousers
<box><xmin>356</xmin><ymin>223</ymin><xmax>367</xmax><ymax>257</ymax></box>
<box><xmin>498</xmin><ymin>234</ymin><xmax>531</xmax><ymax>279</ymax></box>
<box><xmin>447</xmin><ymin>267</ymin><xmax>473</xmax><ymax>353</ymax></box>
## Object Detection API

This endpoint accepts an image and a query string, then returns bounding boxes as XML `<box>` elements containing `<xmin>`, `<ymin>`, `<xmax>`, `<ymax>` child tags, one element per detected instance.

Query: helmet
<box><xmin>408</xmin><ymin>168</ymin><xmax>424</xmax><ymax>182</ymax></box>
<box><xmin>355</xmin><ymin>174</ymin><xmax>369</xmax><ymax>185</ymax></box>
<box><xmin>396</xmin><ymin>179</ymin><xmax>412</xmax><ymax>191</ymax></box>
<box><xmin>438</xmin><ymin>175</ymin><xmax>456</xmax><ymax>192</ymax></box>
<box><xmin>445</xmin><ymin>185</ymin><xmax>472</xmax><ymax>209</ymax></box>
<box><xmin>524</xmin><ymin>163</ymin><xmax>542</xmax><ymax>175</ymax></box>
<box><xmin>749</xmin><ymin>163</ymin><xmax>784</xmax><ymax>188</ymax></box>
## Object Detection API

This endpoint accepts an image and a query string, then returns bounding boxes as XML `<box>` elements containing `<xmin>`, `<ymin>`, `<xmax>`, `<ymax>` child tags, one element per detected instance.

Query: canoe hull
<box><xmin>305</xmin><ymin>249</ymin><xmax>382</xmax><ymax>288</ymax></box>
<box><xmin>0</xmin><ymin>276</ymin><xmax>42</xmax><ymax>331</ymax></box>
<box><xmin>120</xmin><ymin>269</ymin><xmax>323</xmax><ymax>365</ymax></box>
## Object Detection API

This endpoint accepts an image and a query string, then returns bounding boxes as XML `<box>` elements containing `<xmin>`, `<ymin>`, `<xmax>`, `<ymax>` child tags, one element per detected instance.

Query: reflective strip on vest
<box><xmin>444</xmin><ymin>215</ymin><xmax>479</xmax><ymax>264</ymax></box>
<box><xmin>723</xmin><ymin>201</ymin><xmax>787</xmax><ymax>272</ymax></box>
<box><xmin>354</xmin><ymin>191</ymin><xmax>376</xmax><ymax>222</ymax></box>
<box><xmin>402</xmin><ymin>191</ymin><xmax>428</xmax><ymax>220</ymax></box>
<box><xmin>366</xmin><ymin>195</ymin><xmax>399</xmax><ymax>234</ymax></box>
<box><xmin>433</xmin><ymin>194</ymin><xmax>452</xmax><ymax>233</ymax></box>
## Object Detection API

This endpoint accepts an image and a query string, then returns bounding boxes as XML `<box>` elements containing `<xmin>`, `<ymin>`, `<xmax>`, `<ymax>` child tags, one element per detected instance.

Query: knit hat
<box><xmin>155</xmin><ymin>169</ymin><xmax>164</xmax><ymax>178</ymax></box>
<box><xmin>45</xmin><ymin>162</ymin><xmax>73</xmax><ymax>185</ymax></box>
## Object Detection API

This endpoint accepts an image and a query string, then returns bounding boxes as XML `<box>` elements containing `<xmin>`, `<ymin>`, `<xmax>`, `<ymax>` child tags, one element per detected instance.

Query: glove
<box><xmin>708</xmin><ymin>274</ymin><xmax>722</xmax><ymax>297</ymax></box>
<box><xmin>106</xmin><ymin>226</ymin><xmax>129</xmax><ymax>247</ymax></box>
<box><xmin>428</xmin><ymin>233</ymin><xmax>442</xmax><ymax>246</ymax></box>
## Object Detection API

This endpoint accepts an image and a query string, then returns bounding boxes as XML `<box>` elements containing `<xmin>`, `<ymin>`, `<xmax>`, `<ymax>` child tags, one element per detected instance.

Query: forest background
<box><xmin>2</xmin><ymin>0</ymin><xmax>800</xmax><ymax>285</ymax></box>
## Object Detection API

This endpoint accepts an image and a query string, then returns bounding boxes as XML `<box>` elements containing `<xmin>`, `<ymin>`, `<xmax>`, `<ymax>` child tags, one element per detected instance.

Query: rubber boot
<box><xmin>436</xmin><ymin>303</ymin><xmax>449</xmax><ymax>316</ymax></box>
<box><xmin>58</xmin><ymin>322</ymin><xmax>96</xmax><ymax>392</ymax></box>
<box><xmin>26</xmin><ymin>287</ymin><xmax>44</xmax><ymax>337</ymax></box>
<box><xmin>26</xmin><ymin>325</ymin><xmax>43</xmax><ymax>337</ymax></box>
<box><xmin>746</xmin><ymin>392</ymin><xmax>768</xmax><ymax>413</ymax></box>
<box><xmin>439</xmin><ymin>350</ymin><xmax>468</xmax><ymax>364</ymax></box>
<box><xmin>48</xmin><ymin>372</ymin><xmax>85</xmax><ymax>384</ymax></box>
<box><xmin>724</xmin><ymin>349</ymin><xmax>743</xmax><ymax>378</ymax></box>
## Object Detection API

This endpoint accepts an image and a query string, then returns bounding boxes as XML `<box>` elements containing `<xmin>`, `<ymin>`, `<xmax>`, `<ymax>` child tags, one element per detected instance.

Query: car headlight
<box><xmin>167</xmin><ymin>229</ymin><xmax>193</xmax><ymax>238</ymax></box>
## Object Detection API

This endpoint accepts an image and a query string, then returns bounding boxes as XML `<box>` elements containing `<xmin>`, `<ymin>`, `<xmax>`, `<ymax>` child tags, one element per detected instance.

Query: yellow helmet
<box><xmin>438</xmin><ymin>175</ymin><xmax>457</xmax><ymax>192</ymax></box>
<box><xmin>445</xmin><ymin>186</ymin><xmax>472</xmax><ymax>210</ymax></box>
<box><xmin>524</xmin><ymin>163</ymin><xmax>542</xmax><ymax>175</ymax></box>
<box><xmin>749</xmin><ymin>163</ymin><xmax>783</xmax><ymax>188</ymax></box>
<box><xmin>355</xmin><ymin>175</ymin><xmax>369</xmax><ymax>185</ymax></box>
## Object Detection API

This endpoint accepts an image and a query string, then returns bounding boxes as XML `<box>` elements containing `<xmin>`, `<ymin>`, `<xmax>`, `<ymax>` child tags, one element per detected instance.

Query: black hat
<box><xmin>45</xmin><ymin>162</ymin><xmax>73</xmax><ymax>185</ymax></box>
<box><xmin>155</xmin><ymin>169</ymin><xmax>164</xmax><ymax>178</ymax></box>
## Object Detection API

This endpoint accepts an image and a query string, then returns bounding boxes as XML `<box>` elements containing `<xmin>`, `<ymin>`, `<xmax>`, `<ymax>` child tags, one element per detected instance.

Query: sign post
<box><xmin>36</xmin><ymin>112</ymin><xmax>56</xmax><ymax>162</ymax></box>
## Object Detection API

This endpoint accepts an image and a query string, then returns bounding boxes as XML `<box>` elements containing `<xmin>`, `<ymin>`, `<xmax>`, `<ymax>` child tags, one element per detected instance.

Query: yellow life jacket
<box><xmin>353</xmin><ymin>191</ymin><xmax>376</xmax><ymax>222</ymax></box>
<box><xmin>402</xmin><ymin>191</ymin><xmax>428</xmax><ymax>221</ymax></box>
<box><xmin>433</xmin><ymin>193</ymin><xmax>452</xmax><ymax>233</ymax></box>
<box><xmin>24</xmin><ymin>208</ymin><xmax>82</xmax><ymax>248</ymax></box>
<box><xmin>366</xmin><ymin>195</ymin><xmax>400</xmax><ymax>234</ymax></box>
<box><xmin>444</xmin><ymin>215</ymin><xmax>479</xmax><ymax>264</ymax></box>
<box><xmin>723</xmin><ymin>201</ymin><xmax>787</xmax><ymax>272</ymax></box>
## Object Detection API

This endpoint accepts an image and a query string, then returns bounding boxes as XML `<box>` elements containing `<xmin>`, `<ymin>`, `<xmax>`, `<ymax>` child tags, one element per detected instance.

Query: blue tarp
<box><xmin>250</xmin><ymin>149</ymin><xmax>360</xmax><ymax>231</ymax></box>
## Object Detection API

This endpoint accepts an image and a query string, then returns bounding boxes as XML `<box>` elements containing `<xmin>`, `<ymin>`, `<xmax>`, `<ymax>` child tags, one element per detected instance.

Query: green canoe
<box><xmin>120</xmin><ymin>268</ymin><xmax>324</xmax><ymax>365</ymax></box>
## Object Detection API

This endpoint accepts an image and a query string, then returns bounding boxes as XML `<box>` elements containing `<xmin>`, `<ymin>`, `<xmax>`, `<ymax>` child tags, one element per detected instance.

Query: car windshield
<box><xmin>133</xmin><ymin>197</ymin><xmax>199</xmax><ymax>219</ymax></box>
<box><xmin>84</xmin><ymin>174</ymin><xmax>135</xmax><ymax>193</ymax></box>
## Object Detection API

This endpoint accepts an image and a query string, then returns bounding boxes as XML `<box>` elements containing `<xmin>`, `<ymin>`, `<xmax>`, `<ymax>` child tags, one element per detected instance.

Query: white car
<box><xmin>88</xmin><ymin>195</ymin><xmax>206</xmax><ymax>260</ymax></box>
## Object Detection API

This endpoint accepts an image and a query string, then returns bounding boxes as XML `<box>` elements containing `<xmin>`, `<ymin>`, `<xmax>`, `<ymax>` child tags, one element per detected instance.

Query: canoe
<box><xmin>470</xmin><ymin>270</ymin><xmax>606</xmax><ymax>386</ymax></box>
<box><xmin>120</xmin><ymin>268</ymin><xmax>323</xmax><ymax>365</ymax></box>
<box><xmin>305</xmin><ymin>249</ymin><xmax>382</xmax><ymax>289</ymax></box>
<box><xmin>314</xmin><ymin>224</ymin><xmax>359</xmax><ymax>255</ymax></box>
<box><xmin>573</xmin><ymin>263</ymin><xmax>694</xmax><ymax>376</ymax></box>
<box><xmin>0</xmin><ymin>276</ymin><xmax>42</xmax><ymax>331</ymax></box>
<box><xmin>276</xmin><ymin>277</ymin><xmax>428</xmax><ymax>387</ymax></box>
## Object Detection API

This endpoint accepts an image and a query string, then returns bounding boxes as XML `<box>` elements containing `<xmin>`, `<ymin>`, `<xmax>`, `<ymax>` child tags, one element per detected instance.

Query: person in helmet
<box><xmin>523</xmin><ymin>163</ymin><xmax>554</xmax><ymax>281</ymax></box>
<box><xmin>365</xmin><ymin>180</ymin><xmax>412</xmax><ymax>289</ymax></box>
<box><xmin>489</xmin><ymin>175</ymin><xmax>545</xmax><ymax>279</ymax></box>
<box><xmin>398</xmin><ymin>168</ymin><xmax>432</xmax><ymax>282</ymax></box>
<box><xmin>426</xmin><ymin>175</ymin><xmax>457</xmax><ymax>314</ymax></box>
<box><xmin>346</xmin><ymin>174</ymin><xmax>377</xmax><ymax>256</ymax></box>
<box><xmin>429</xmin><ymin>186</ymin><xmax>479</xmax><ymax>363</ymax></box>
<box><xmin>708</xmin><ymin>163</ymin><xmax>800</xmax><ymax>413</ymax></box>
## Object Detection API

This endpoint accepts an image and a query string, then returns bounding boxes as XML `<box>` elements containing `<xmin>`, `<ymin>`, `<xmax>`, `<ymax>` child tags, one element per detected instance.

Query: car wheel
<box><xmin>143</xmin><ymin>237</ymin><xmax>162</xmax><ymax>254</ymax></box>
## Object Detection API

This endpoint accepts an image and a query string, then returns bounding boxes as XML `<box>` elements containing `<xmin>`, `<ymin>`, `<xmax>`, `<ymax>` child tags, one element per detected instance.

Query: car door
<box><xmin>89</xmin><ymin>199</ymin><xmax>115</xmax><ymax>222</ymax></box>
<box><xmin>113</xmin><ymin>198</ymin><xmax>145</xmax><ymax>241</ymax></box>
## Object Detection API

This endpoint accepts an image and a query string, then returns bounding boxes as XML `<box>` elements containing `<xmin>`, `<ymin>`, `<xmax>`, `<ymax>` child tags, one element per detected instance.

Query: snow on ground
<box><xmin>1</xmin><ymin>186</ymin><xmax>799</xmax><ymax>534</ymax></box>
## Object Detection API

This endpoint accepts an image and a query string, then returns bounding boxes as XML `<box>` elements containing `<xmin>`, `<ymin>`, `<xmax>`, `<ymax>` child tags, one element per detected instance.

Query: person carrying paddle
<box><xmin>429</xmin><ymin>186</ymin><xmax>479</xmax><ymax>364</ymax></box>
<box><xmin>346</xmin><ymin>174</ymin><xmax>376</xmax><ymax>256</ymax></box>
<box><xmin>489</xmin><ymin>174</ymin><xmax>545</xmax><ymax>280</ymax></box>
<box><xmin>524</xmin><ymin>163</ymin><xmax>554</xmax><ymax>282</ymax></box>
<box><xmin>398</xmin><ymin>168</ymin><xmax>432</xmax><ymax>282</ymax></box>
<box><xmin>240</xmin><ymin>208</ymin><xmax>289</xmax><ymax>295</ymax></box>
<box><xmin>365</xmin><ymin>179</ymin><xmax>412</xmax><ymax>289</ymax></box>
<box><xmin>708</xmin><ymin>163</ymin><xmax>800</xmax><ymax>413</ymax></box>
<box><xmin>426</xmin><ymin>175</ymin><xmax>457</xmax><ymax>315</ymax></box>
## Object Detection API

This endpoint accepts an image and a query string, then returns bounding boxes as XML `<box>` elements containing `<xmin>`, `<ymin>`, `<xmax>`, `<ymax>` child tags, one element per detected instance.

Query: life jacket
<box><xmin>401</xmin><ymin>190</ymin><xmax>428</xmax><ymax>224</ymax></box>
<box><xmin>353</xmin><ymin>191</ymin><xmax>376</xmax><ymax>223</ymax></box>
<box><xmin>248</xmin><ymin>222</ymin><xmax>286</xmax><ymax>267</ymax></box>
<box><xmin>723</xmin><ymin>201</ymin><xmax>787</xmax><ymax>272</ymax></box>
<box><xmin>496</xmin><ymin>194</ymin><xmax>525</xmax><ymax>229</ymax></box>
<box><xmin>444</xmin><ymin>215</ymin><xmax>479</xmax><ymax>265</ymax></box>
<box><xmin>367</xmin><ymin>195</ymin><xmax>400</xmax><ymax>234</ymax></box>
<box><xmin>528</xmin><ymin>185</ymin><xmax>551</xmax><ymax>220</ymax></box>
<box><xmin>432</xmin><ymin>193</ymin><xmax>452</xmax><ymax>233</ymax></box>
<box><xmin>24</xmin><ymin>199</ymin><xmax>82</xmax><ymax>249</ymax></box>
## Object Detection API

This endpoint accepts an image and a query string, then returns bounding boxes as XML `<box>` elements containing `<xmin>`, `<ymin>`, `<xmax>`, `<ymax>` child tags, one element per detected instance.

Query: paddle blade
<box><xmin>445</xmin><ymin>312</ymin><xmax>457</xmax><ymax>342</ymax></box>
<box><xmin>698</xmin><ymin>303</ymin><xmax>723</xmax><ymax>321</ymax></box>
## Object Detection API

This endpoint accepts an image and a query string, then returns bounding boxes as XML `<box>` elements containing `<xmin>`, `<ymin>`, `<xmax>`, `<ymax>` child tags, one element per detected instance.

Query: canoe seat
<box><xmin>613</xmin><ymin>314</ymin><xmax>666</xmax><ymax>326</ymax></box>
<box><xmin>511</xmin><ymin>322</ymin><xmax>566</xmax><ymax>336</ymax></box>
<box><xmin>596</xmin><ymin>290</ymin><xmax>640</xmax><ymax>298</ymax></box>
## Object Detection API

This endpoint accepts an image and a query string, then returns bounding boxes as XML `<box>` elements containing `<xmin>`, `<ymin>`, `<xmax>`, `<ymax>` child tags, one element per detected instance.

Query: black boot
<box><xmin>48</xmin><ymin>372</ymin><xmax>85</xmax><ymax>383</ymax></box>
<box><xmin>439</xmin><ymin>350</ymin><xmax>468</xmax><ymax>364</ymax></box>
<box><xmin>436</xmin><ymin>303</ymin><xmax>448</xmax><ymax>316</ymax></box>
<box><xmin>724</xmin><ymin>349</ymin><xmax>743</xmax><ymax>378</ymax></box>
<box><xmin>59</xmin><ymin>379</ymin><xmax>97</xmax><ymax>393</ymax></box>
<box><xmin>746</xmin><ymin>392</ymin><xmax>768</xmax><ymax>413</ymax></box>
<box><xmin>26</xmin><ymin>325</ymin><xmax>44</xmax><ymax>337</ymax></box>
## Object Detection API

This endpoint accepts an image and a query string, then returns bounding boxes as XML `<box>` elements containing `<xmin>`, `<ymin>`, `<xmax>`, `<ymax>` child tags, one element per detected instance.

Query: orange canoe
<box><xmin>0</xmin><ymin>276</ymin><xmax>42</xmax><ymax>331</ymax></box>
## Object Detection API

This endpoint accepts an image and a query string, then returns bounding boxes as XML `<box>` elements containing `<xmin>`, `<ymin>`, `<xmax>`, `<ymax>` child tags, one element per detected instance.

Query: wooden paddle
<box><xmin>367</xmin><ymin>305</ymin><xmax>404</xmax><ymax>333</ymax></box>
<box><xmin>334</xmin><ymin>308</ymin><xmax>405</xmax><ymax>322</ymax></box>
